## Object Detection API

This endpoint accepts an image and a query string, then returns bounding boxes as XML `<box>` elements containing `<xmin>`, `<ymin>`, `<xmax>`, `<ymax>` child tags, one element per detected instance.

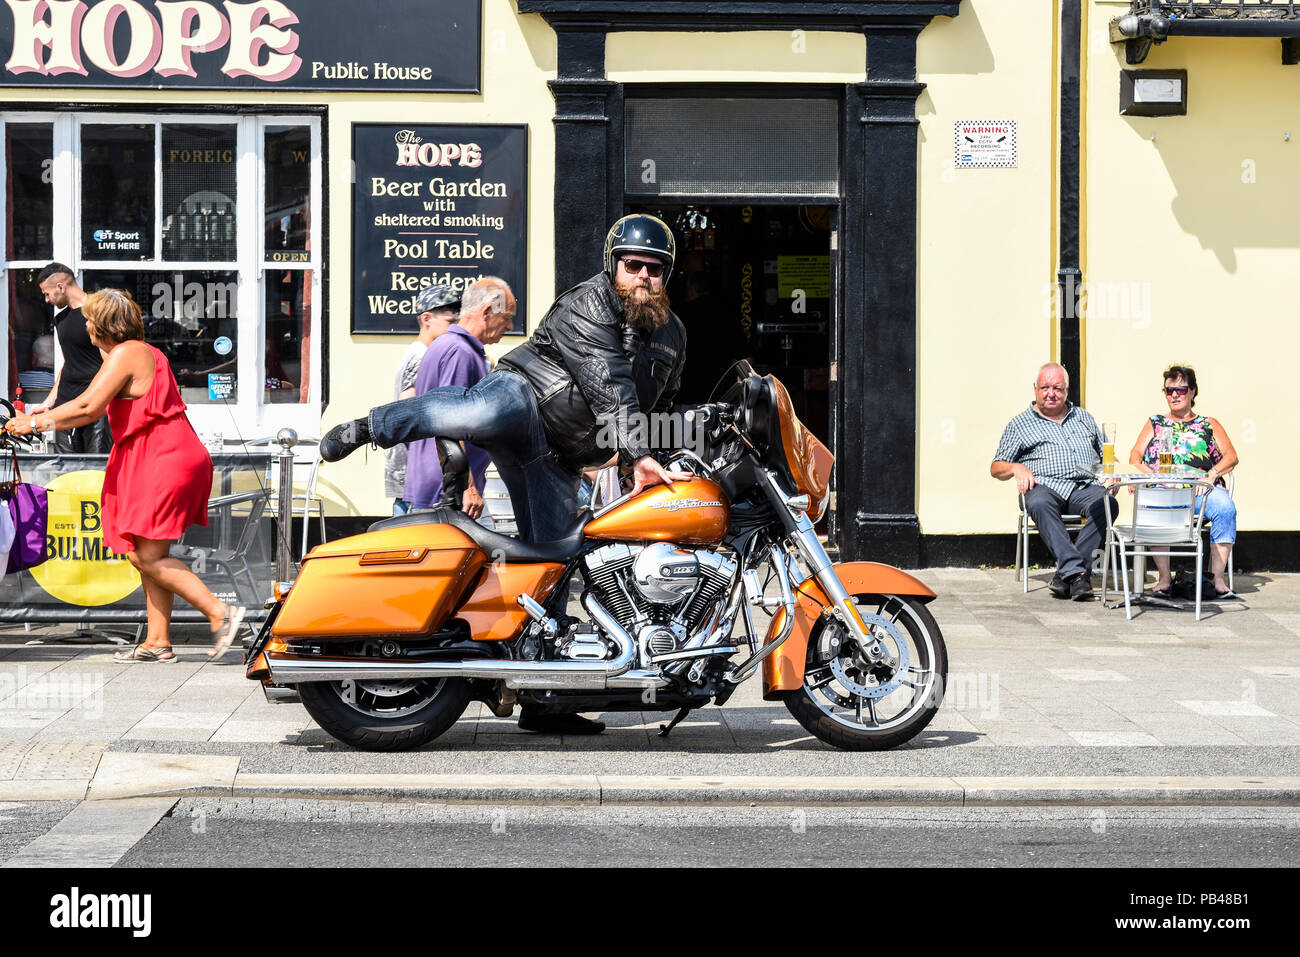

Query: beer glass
<box><xmin>1101</xmin><ymin>422</ymin><xmax>1117</xmax><ymax>473</ymax></box>
<box><xmin>1157</xmin><ymin>427</ymin><xmax>1174</xmax><ymax>473</ymax></box>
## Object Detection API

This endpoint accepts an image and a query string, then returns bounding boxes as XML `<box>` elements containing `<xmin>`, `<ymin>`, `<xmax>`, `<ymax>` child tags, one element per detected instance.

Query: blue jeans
<box><xmin>1200</xmin><ymin>486</ymin><xmax>1237</xmax><ymax>544</ymax></box>
<box><xmin>392</xmin><ymin>498</ymin><xmax>412</xmax><ymax>516</ymax></box>
<box><xmin>368</xmin><ymin>369</ymin><xmax>579</xmax><ymax>542</ymax></box>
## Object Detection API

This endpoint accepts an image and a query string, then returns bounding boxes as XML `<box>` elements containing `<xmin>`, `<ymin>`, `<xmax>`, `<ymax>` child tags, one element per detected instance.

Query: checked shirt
<box><xmin>993</xmin><ymin>404</ymin><xmax>1103</xmax><ymax>500</ymax></box>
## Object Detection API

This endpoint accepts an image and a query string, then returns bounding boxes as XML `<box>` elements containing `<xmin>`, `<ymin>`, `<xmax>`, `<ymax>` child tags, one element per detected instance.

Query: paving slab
<box><xmin>87</xmin><ymin>752</ymin><xmax>241</xmax><ymax>800</ymax></box>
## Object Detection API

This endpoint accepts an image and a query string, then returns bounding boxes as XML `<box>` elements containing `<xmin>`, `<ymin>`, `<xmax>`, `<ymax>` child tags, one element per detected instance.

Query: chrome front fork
<box><xmin>786</xmin><ymin>509</ymin><xmax>876</xmax><ymax>650</ymax></box>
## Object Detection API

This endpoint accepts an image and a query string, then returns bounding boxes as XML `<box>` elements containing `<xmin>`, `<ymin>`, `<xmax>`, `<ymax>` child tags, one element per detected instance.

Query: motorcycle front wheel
<box><xmin>298</xmin><ymin>676</ymin><xmax>471</xmax><ymax>751</ymax></box>
<box><xmin>784</xmin><ymin>594</ymin><xmax>947</xmax><ymax>751</ymax></box>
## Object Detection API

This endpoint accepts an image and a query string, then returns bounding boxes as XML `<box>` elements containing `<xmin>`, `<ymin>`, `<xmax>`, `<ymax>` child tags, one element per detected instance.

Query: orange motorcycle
<box><xmin>245</xmin><ymin>362</ymin><xmax>947</xmax><ymax>751</ymax></box>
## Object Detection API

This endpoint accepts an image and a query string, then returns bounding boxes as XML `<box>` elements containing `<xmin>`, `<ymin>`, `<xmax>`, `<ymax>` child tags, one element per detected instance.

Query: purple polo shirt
<box><xmin>404</xmin><ymin>324</ymin><xmax>492</xmax><ymax>508</ymax></box>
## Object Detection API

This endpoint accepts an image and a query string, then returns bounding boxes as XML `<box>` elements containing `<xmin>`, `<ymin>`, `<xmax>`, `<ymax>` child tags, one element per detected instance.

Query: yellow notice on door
<box><xmin>29</xmin><ymin>471</ymin><xmax>141</xmax><ymax>606</ymax></box>
<box><xmin>776</xmin><ymin>256</ymin><xmax>831</xmax><ymax>299</ymax></box>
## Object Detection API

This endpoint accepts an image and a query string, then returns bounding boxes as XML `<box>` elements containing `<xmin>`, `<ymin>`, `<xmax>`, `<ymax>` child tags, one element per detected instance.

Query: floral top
<box><xmin>1141</xmin><ymin>414</ymin><xmax>1224</xmax><ymax>484</ymax></box>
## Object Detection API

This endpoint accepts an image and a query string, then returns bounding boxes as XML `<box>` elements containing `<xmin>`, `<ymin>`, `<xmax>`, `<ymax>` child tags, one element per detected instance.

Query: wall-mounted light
<box><xmin>1120</xmin><ymin>69</ymin><xmax>1188</xmax><ymax>116</ymax></box>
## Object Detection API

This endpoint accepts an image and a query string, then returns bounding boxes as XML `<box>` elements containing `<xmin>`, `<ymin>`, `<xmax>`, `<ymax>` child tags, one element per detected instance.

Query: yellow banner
<box><xmin>29</xmin><ymin>470</ymin><xmax>141</xmax><ymax>606</ymax></box>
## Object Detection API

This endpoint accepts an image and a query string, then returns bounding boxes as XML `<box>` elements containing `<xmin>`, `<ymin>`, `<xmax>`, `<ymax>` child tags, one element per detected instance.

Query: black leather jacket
<box><xmin>498</xmin><ymin>273</ymin><xmax>687</xmax><ymax>471</ymax></box>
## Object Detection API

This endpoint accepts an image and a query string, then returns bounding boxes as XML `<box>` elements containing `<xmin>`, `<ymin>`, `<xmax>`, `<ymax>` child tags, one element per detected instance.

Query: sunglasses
<box><xmin>619</xmin><ymin>257</ymin><xmax>665</xmax><ymax>278</ymax></box>
<box><xmin>1164</xmin><ymin>386</ymin><xmax>1190</xmax><ymax>396</ymax></box>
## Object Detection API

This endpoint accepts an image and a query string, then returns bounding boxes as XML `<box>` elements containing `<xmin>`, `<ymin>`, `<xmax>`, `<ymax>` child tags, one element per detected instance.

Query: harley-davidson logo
<box><xmin>648</xmin><ymin>498</ymin><xmax>723</xmax><ymax>512</ymax></box>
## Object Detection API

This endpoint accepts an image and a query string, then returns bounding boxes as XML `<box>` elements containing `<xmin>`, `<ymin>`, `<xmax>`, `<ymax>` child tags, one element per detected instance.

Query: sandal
<box><xmin>1150</xmin><ymin>585</ymin><xmax>1175</xmax><ymax>600</ymax></box>
<box><xmin>1211</xmin><ymin>586</ymin><xmax>1238</xmax><ymax>601</ymax></box>
<box><xmin>114</xmin><ymin>644</ymin><xmax>177</xmax><ymax>663</ymax></box>
<box><xmin>208</xmin><ymin>603</ymin><xmax>247</xmax><ymax>659</ymax></box>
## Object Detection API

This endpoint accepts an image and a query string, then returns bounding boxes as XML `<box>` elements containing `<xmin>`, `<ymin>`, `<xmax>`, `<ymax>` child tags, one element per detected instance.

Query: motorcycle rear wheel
<box><xmin>784</xmin><ymin>594</ymin><xmax>947</xmax><ymax>752</ymax></box>
<box><xmin>298</xmin><ymin>676</ymin><xmax>471</xmax><ymax>751</ymax></box>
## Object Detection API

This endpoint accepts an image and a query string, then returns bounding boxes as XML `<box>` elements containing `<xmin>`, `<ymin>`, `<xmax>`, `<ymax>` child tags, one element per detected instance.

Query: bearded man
<box><xmin>321</xmin><ymin>214</ymin><xmax>690</xmax><ymax>545</ymax></box>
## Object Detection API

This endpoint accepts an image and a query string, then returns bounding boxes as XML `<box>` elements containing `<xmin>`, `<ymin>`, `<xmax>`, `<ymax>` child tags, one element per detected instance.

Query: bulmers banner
<box><xmin>0</xmin><ymin>453</ymin><xmax>273</xmax><ymax>622</ymax></box>
<box><xmin>0</xmin><ymin>0</ymin><xmax>480</xmax><ymax>91</ymax></box>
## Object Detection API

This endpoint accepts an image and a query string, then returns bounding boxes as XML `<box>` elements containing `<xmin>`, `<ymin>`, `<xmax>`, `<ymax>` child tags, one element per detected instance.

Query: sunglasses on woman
<box><xmin>1164</xmin><ymin>386</ymin><xmax>1190</xmax><ymax>396</ymax></box>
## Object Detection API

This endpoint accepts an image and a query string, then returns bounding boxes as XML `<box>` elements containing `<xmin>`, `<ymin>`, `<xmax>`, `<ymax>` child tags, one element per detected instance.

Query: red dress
<box><xmin>101</xmin><ymin>344</ymin><xmax>212</xmax><ymax>554</ymax></box>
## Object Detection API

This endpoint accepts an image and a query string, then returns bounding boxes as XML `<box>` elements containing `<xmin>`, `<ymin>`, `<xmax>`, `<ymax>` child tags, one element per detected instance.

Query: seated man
<box><xmin>991</xmin><ymin>362</ymin><xmax>1117</xmax><ymax>600</ymax></box>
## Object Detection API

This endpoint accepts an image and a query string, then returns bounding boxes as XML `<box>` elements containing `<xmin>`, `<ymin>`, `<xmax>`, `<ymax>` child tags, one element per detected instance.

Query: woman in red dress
<box><xmin>4</xmin><ymin>289</ymin><xmax>245</xmax><ymax>661</ymax></box>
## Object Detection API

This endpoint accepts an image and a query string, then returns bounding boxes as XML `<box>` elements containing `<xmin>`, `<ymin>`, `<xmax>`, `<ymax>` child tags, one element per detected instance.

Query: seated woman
<box><xmin>1127</xmin><ymin>364</ymin><xmax>1239</xmax><ymax>599</ymax></box>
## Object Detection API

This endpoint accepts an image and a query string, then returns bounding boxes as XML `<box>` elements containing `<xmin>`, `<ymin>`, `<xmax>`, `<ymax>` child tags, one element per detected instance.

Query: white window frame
<box><xmin>0</xmin><ymin>110</ymin><xmax>322</xmax><ymax>438</ymax></box>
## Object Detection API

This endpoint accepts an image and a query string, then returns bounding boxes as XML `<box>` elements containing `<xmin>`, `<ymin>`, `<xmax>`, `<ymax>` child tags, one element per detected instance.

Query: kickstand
<box><xmin>658</xmin><ymin>706</ymin><xmax>693</xmax><ymax>739</ymax></box>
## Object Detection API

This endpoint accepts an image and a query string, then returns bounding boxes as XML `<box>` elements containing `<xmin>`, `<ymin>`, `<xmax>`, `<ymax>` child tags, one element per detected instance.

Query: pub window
<box><xmin>1</xmin><ymin>113</ymin><xmax>322</xmax><ymax>436</ymax></box>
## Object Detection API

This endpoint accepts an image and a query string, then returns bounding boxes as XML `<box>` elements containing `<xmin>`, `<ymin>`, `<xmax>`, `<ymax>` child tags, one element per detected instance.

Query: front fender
<box><xmin>761</xmin><ymin>562</ymin><xmax>936</xmax><ymax>700</ymax></box>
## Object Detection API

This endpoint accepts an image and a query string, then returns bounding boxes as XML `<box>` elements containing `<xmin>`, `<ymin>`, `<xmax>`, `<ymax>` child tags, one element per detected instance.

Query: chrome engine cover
<box><xmin>632</xmin><ymin>542</ymin><xmax>700</xmax><ymax>604</ymax></box>
<box><xmin>637</xmin><ymin>621</ymin><xmax>688</xmax><ymax>664</ymax></box>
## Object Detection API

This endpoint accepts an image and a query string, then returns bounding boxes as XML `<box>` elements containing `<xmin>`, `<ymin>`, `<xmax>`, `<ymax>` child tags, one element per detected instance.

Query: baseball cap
<box><xmin>415</xmin><ymin>283</ymin><xmax>461</xmax><ymax>313</ymax></box>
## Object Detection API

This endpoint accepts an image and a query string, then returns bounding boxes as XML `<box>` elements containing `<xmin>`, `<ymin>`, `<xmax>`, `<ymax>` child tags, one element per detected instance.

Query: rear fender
<box><xmin>761</xmin><ymin>562</ymin><xmax>936</xmax><ymax>700</ymax></box>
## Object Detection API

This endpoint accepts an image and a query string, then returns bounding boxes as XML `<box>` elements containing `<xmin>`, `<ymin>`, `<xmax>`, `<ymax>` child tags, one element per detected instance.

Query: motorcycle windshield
<box><xmin>708</xmin><ymin>360</ymin><xmax>756</xmax><ymax>405</ymax></box>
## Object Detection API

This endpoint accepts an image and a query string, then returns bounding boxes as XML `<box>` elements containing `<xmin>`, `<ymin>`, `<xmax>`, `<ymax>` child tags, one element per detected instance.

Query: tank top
<box><xmin>1141</xmin><ymin>414</ymin><xmax>1223</xmax><ymax>479</ymax></box>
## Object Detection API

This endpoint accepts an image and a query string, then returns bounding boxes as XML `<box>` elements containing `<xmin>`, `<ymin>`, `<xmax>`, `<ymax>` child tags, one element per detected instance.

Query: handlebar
<box><xmin>0</xmin><ymin>400</ymin><xmax>39</xmax><ymax>450</ymax></box>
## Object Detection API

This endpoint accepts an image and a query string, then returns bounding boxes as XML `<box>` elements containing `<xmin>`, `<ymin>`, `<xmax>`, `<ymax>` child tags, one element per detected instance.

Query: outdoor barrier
<box><xmin>0</xmin><ymin>452</ymin><xmax>273</xmax><ymax>624</ymax></box>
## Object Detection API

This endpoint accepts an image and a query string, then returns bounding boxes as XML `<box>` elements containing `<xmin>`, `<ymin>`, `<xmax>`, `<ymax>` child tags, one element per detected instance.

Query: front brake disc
<box><xmin>824</xmin><ymin>611</ymin><xmax>911</xmax><ymax>700</ymax></box>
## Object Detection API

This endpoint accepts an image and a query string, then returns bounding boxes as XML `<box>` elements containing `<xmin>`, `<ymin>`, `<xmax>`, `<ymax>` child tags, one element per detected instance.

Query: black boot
<box><xmin>320</xmin><ymin>417</ymin><xmax>372</xmax><ymax>462</ymax></box>
<box><xmin>517</xmin><ymin>707</ymin><xmax>605</xmax><ymax>735</ymax></box>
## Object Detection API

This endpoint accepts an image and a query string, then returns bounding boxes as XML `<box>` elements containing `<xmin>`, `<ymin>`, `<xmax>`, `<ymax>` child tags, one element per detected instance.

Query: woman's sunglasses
<box><xmin>1164</xmin><ymin>386</ymin><xmax>1190</xmax><ymax>396</ymax></box>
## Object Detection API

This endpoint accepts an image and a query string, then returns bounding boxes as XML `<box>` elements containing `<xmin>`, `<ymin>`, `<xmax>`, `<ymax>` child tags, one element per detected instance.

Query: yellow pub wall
<box><xmin>914</xmin><ymin>0</ymin><xmax>1057</xmax><ymax>536</ymax></box>
<box><xmin>8</xmin><ymin>0</ymin><xmax>1295</xmax><ymax>534</ymax></box>
<box><xmin>1078</xmin><ymin>1</ymin><xmax>1300</xmax><ymax>533</ymax></box>
<box><xmin>919</xmin><ymin>0</ymin><xmax>1300</xmax><ymax>536</ymax></box>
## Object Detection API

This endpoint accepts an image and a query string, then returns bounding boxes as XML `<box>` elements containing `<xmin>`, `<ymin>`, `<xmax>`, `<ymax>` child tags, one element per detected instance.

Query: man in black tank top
<box><xmin>33</xmin><ymin>263</ymin><xmax>113</xmax><ymax>454</ymax></box>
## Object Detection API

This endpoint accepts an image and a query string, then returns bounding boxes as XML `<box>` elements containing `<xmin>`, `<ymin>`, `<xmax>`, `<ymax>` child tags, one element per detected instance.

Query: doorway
<box><xmin>628</xmin><ymin>202</ymin><xmax>834</xmax><ymax>528</ymax></box>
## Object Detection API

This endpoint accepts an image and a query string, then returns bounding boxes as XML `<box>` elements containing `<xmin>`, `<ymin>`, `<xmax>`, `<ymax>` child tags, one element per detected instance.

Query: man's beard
<box><xmin>616</xmin><ymin>281</ymin><xmax>671</xmax><ymax>333</ymax></box>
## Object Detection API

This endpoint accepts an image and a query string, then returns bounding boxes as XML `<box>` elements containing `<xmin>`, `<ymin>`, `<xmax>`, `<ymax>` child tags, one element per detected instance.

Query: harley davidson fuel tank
<box><xmin>272</xmin><ymin>524</ymin><xmax>486</xmax><ymax>639</ymax></box>
<box><xmin>584</xmin><ymin>477</ymin><xmax>729</xmax><ymax>545</ymax></box>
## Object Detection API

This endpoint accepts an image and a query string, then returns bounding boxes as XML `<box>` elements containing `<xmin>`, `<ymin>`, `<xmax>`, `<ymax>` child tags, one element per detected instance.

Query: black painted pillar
<box><xmin>841</xmin><ymin>26</ymin><xmax>926</xmax><ymax>568</ymax></box>
<box><xmin>1058</xmin><ymin>0</ymin><xmax>1083</xmax><ymax>406</ymax></box>
<box><xmin>548</xmin><ymin>25</ymin><xmax>618</xmax><ymax>293</ymax></box>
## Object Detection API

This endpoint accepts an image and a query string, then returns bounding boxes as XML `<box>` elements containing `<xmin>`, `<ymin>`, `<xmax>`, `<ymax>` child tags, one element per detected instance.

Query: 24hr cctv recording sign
<box><xmin>954</xmin><ymin>120</ymin><xmax>1018</xmax><ymax>169</ymax></box>
<box><xmin>352</xmin><ymin>124</ymin><xmax>527</xmax><ymax>335</ymax></box>
<box><xmin>0</xmin><ymin>0</ymin><xmax>481</xmax><ymax>91</ymax></box>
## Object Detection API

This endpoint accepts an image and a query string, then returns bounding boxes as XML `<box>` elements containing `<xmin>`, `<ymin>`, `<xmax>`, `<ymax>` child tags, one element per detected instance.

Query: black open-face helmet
<box><xmin>603</xmin><ymin>214</ymin><xmax>676</xmax><ymax>285</ymax></box>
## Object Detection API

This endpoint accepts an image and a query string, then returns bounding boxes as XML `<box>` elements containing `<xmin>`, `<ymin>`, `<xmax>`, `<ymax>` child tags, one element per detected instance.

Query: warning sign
<box><xmin>954</xmin><ymin>120</ymin><xmax>1017</xmax><ymax>168</ymax></box>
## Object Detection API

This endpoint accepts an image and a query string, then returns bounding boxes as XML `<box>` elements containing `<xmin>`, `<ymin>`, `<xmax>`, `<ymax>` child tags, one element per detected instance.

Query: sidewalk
<box><xmin>2</xmin><ymin>568</ymin><xmax>1298</xmax><ymax>805</ymax></box>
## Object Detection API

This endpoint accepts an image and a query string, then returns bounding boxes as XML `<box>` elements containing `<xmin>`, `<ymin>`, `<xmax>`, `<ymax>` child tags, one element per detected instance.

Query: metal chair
<box><xmin>1016</xmin><ymin>492</ymin><xmax>1119</xmax><ymax>593</ymax></box>
<box><xmin>1101</xmin><ymin>477</ymin><xmax>1215</xmax><ymax>621</ymax></box>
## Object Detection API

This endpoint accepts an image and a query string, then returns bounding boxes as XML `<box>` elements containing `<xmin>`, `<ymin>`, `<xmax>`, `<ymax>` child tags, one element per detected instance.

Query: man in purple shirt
<box><xmin>404</xmin><ymin>278</ymin><xmax>516</xmax><ymax>517</ymax></box>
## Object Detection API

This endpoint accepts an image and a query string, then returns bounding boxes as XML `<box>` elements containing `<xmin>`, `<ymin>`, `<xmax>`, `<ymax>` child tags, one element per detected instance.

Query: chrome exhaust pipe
<box><xmin>265</xmin><ymin>594</ymin><xmax>636</xmax><ymax>690</ymax></box>
<box><xmin>262</xmin><ymin>683</ymin><xmax>302</xmax><ymax>705</ymax></box>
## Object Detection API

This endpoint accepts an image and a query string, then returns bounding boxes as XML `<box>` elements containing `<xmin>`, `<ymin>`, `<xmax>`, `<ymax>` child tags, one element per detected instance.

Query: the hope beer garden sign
<box><xmin>0</xmin><ymin>0</ymin><xmax>481</xmax><ymax>91</ymax></box>
<box><xmin>352</xmin><ymin>123</ymin><xmax>527</xmax><ymax>335</ymax></box>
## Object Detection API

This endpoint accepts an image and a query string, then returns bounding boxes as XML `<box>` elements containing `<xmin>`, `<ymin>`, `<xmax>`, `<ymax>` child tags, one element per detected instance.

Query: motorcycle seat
<box><xmin>367</xmin><ymin>506</ymin><xmax>592</xmax><ymax>563</ymax></box>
